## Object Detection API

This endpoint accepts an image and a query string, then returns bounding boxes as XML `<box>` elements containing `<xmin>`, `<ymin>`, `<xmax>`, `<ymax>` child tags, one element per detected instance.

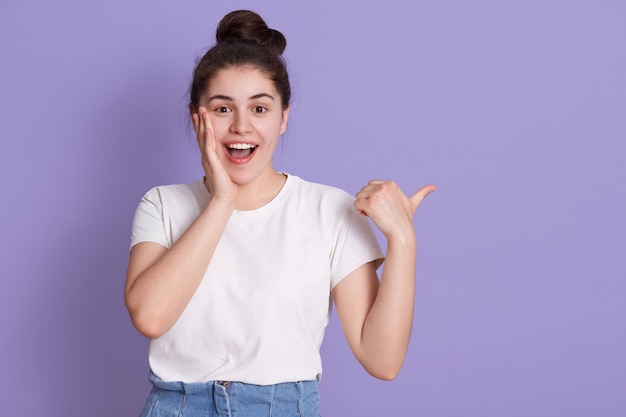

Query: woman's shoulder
<box><xmin>284</xmin><ymin>175</ymin><xmax>356</xmax><ymax>219</ymax></box>
<box><xmin>287</xmin><ymin>174</ymin><xmax>354</xmax><ymax>202</ymax></box>
<box><xmin>140</xmin><ymin>179</ymin><xmax>207</xmax><ymax>205</ymax></box>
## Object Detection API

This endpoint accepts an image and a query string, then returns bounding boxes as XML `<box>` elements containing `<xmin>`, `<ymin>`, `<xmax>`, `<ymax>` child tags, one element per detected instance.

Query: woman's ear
<box><xmin>189</xmin><ymin>104</ymin><xmax>201</xmax><ymax>147</ymax></box>
<box><xmin>280</xmin><ymin>105</ymin><xmax>290</xmax><ymax>135</ymax></box>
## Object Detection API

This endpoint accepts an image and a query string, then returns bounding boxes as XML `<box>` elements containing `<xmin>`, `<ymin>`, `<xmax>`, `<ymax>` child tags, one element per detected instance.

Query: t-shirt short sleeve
<box><xmin>329</xmin><ymin>205</ymin><xmax>385</xmax><ymax>289</ymax></box>
<box><xmin>130</xmin><ymin>187</ymin><xmax>171</xmax><ymax>250</ymax></box>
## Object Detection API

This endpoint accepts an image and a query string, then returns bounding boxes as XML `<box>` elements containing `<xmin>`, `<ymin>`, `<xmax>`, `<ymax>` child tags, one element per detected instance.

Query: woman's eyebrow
<box><xmin>207</xmin><ymin>93</ymin><xmax>275</xmax><ymax>102</ymax></box>
<box><xmin>207</xmin><ymin>94</ymin><xmax>232</xmax><ymax>102</ymax></box>
<box><xmin>250</xmin><ymin>93</ymin><xmax>274</xmax><ymax>101</ymax></box>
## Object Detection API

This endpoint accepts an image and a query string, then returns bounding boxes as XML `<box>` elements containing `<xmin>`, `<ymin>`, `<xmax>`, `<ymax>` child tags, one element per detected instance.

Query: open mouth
<box><xmin>226</xmin><ymin>143</ymin><xmax>257</xmax><ymax>159</ymax></box>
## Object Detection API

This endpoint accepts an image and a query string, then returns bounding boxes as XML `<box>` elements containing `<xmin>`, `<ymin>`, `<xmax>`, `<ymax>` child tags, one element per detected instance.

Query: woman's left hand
<box><xmin>354</xmin><ymin>181</ymin><xmax>436</xmax><ymax>238</ymax></box>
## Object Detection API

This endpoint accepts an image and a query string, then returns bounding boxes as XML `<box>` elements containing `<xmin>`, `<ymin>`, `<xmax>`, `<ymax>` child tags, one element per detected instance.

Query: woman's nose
<box><xmin>230</xmin><ymin>113</ymin><xmax>251</xmax><ymax>135</ymax></box>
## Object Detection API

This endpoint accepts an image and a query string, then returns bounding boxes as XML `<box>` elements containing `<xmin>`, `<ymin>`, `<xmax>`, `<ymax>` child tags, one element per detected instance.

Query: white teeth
<box><xmin>227</xmin><ymin>143</ymin><xmax>256</xmax><ymax>149</ymax></box>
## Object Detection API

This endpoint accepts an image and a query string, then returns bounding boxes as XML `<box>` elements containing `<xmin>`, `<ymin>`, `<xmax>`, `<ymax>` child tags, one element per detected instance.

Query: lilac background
<box><xmin>1</xmin><ymin>0</ymin><xmax>625</xmax><ymax>416</ymax></box>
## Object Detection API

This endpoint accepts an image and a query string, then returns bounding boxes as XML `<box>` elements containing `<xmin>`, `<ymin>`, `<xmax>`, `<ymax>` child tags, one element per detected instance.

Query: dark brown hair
<box><xmin>189</xmin><ymin>10</ymin><xmax>290</xmax><ymax>111</ymax></box>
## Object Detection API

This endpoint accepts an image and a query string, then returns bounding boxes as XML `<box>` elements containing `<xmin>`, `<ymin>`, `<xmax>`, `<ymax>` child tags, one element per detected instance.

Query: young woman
<box><xmin>125</xmin><ymin>10</ymin><xmax>435</xmax><ymax>417</ymax></box>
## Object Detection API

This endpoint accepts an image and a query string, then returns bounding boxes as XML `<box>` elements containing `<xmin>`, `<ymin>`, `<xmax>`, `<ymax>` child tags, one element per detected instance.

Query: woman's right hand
<box><xmin>192</xmin><ymin>107</ymin><xmax>238</xmax><ymax>203</ymax></box>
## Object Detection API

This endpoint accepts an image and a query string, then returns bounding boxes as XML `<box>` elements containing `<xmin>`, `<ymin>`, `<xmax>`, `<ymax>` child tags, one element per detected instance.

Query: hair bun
<box><xmin>216</xmin><ymin>10</ymin><xmax>286</xmax><ymax>56</ymax></box>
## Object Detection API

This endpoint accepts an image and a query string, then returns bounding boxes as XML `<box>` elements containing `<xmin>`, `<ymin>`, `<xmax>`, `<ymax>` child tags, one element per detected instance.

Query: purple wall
<box><xmin>1</xmin><ymin>1</ymin><xmax>624</xmax><ymax>416</ymax></box>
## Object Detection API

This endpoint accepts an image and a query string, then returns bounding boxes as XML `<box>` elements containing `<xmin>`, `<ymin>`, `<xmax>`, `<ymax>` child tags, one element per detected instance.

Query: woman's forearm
<box><xmin>359</xmin><ymin>230</ymin><xmax>417</xmax><ymax>379</ymax></box>
<box><xmin>350</xmin><ymin>181</ymin><xmax>434</xmax><ymax>379</ymax></box>
<box><xmin>124</xmin><ymin>197</ymin><xmax>234</xmax><ymax>339</ymax></box>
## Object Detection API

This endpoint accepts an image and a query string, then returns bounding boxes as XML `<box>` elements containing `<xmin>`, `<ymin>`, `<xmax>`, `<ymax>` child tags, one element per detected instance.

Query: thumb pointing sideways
<box><xmin>409</xmin><ymin>184</ymin><xmax>437</xmax><ymax>213</ymax></box>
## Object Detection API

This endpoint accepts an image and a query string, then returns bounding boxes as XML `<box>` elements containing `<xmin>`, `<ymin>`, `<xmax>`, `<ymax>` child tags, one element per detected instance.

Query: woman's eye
<box><xmin>215</xmin><ymin>106</ymin><xmax>231</xmax><ymax>113</ymax></box>
<box><xmin>253</xmin><ymin>106</ymin><xmax>267</xmax><ymax>114</ymax></box>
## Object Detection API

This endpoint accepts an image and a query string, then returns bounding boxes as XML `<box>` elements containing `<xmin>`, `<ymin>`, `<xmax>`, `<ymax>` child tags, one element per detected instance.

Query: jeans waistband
<box><xmin>148</xmin><ymin>370</ymin><xmax>318</xmax><ymax>394</ymax></box>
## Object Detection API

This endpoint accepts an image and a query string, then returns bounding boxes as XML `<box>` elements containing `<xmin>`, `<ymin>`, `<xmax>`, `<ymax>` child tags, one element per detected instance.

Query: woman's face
<box><xmin>198</xmin><ymin>66</ymin><xmax>289</xmax><ymax>187</ymax></box>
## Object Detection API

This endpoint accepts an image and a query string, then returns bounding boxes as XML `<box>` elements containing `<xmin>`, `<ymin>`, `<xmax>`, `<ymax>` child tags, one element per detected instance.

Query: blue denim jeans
<box><xmin>139</xmin><ymin>371</ymin><xmax>321</xmax><ymax>417</ymax></box>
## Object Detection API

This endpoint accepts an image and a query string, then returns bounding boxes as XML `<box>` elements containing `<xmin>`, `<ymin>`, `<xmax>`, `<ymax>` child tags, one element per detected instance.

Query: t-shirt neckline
<box><xmin>195</xmin><ymin>172</ymin><xmax>296</xmax><ymax>220</ymax></box>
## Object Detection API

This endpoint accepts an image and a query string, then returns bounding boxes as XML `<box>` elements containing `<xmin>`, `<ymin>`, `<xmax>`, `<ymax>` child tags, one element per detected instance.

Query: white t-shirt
<box><xmin>130</xmin><ymin>174</ymin><xmax>384</xmax><ymax>385</ymax></box>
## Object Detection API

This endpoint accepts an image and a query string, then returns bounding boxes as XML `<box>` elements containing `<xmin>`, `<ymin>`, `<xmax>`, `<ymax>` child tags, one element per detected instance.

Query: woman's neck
<box><xmin>233</xmin><ymin>170</ymin><xmax>287</xmax><ymax>211</ymax></box>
